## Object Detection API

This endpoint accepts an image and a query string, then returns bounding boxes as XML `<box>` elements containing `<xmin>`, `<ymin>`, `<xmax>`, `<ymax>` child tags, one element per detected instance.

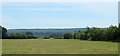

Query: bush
<box><xmin>54</xmin><ymin>37</ymin><xmax>63</xmax><ymax>39</ymax></box>
<box><xmin>6</xmin><ymin>33</ymin><xmax>38</xmax><ymax>39</ymax></box>
<box><xmin>43</xmin><ymin>37</ymin><xmax>50</xmax><ymax>39</ymax></box>
<box><xmin>64</xmin><ymin>33</ymin><xmax>73</xmax><ymax>39</ymax></box>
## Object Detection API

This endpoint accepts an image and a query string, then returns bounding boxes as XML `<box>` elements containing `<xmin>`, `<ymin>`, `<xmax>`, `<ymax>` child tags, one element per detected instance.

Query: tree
<box><xmin>0</xmin><ymin>26</ymin><xmax>2</xmax><ymax>39</ymax></box>
<box><xmin>15</xmin><ymin>33</ymin><xmax>22</xmax><ymax>39</ymax></box>
<box><xmin>26</xmin><ymin>32</ymin><xmax>33</xmax><ymax>35</ymax></box>
<box><xmin>74</xmin><ymin>31</ymin><xmax>77</xmax><ymax>39</ymax></box>
<box><xmin>105</xmin><ymin>25</ymin><xmax>117</xmax><ymax>41</ymax></box>
<box><xmin>0</xmin><ymin>26</ymin><xmax>8</xmax><ymax>39</ymax></box>
<box><xmin>74</xmin><ymin>25</ymin><xmax>119</xmax><ymax>42</ymax></box>
<box><xmin>84</xmin><ymin>31</ymin><xmax>90</xmax><ymax>40</ymax></box>
<box><xmin>21</xmin><ymin>35</ymin><xmax>27</xmax><ymax>39</ymax></box>
<box><xmin>114</xmin><ymin>23</ymin><xmax>120</xmax><ymax>42</ymax></box>
<box><xmin>7</xmin><ymin>32</ymin><xmax>37</xmax><ymax>39</ymax></box>
<box><xmin>64</xmin><ymin>33</ymin><xmax>73</xmax><ymax>39</ymax></box>
<box><xmin>9</xmin><ymin>33</ymin><xmax>16</xmax><ymax>39</ymax></box>
<box><xmin>117</xmin><ymin>23</ymin><xmax>120</xmax><ymax>42</ymax></box>
<box><xmin>43</xmin><ymin>37</ymin><xmax>50</xmax><ymax>39</ymax></box>
<box><xmin>76</xmin><ymin>30</ymin><xmax>81</xmax><ymax>39</ymax></box>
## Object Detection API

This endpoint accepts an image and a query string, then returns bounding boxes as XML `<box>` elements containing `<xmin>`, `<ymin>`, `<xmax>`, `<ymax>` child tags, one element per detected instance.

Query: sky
<box><xmin>1</xmin><ymin>2</ymin><xmax>118</xmax><ymax>29</ymax></box>
<box><xmin>2</xmin><ymin>0</ymin><xmax>119</xmax><ymax>2</ymax></box>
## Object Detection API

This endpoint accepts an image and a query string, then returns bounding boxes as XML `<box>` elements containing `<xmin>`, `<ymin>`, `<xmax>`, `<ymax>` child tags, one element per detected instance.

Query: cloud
<box><xmin>3</xmin><ymin>17</ymin><xmax>117</xmax><ymax>29</ymax></box>
<box><xmin>80</xmin><ymin>3</ymin><xmax>117</xmax><ymax>17</ymax></box>
<box><xmin>3</xmin><ymin>0</ymin><xmax>118</xmax><ymax>2</ymax></box>
<box><xmin>22</xmin><ymin>18</ymin><xmax>117</xmax><ymax>26</ymax></box>
<box><xmin>2</xmin><ymin>2</ymin><xmax>118</xmax><ymax>29</ymax></box>
<box><xmin>4</xmin><ymin>2</ymin><xmax>117</xmax><ymax>12</ymax></box>
<box><xmin>5</xmin><ymin>2</ymin><xmax>117</xmax><ymax>14</ymax></box>
<box><xmin>22</xmin><ymin>18</ymin><xmax>73</xmax><ymax>24</ymax></box>
<box><xmin>6</xmin><ymin>8</ymin><xmax>80</xmax><ymax>11</ymax></box>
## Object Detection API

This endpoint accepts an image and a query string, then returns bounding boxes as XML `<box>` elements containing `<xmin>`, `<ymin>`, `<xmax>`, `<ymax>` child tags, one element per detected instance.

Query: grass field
<box><xmin>2</xmin><ymin>39</ymin><xmax>118</xmax><ymax>54</ymax></box>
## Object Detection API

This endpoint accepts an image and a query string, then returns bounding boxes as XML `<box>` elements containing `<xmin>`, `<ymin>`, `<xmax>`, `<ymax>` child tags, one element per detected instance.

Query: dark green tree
<box><xmin>26</xmin><ymin>32</ymin><xmax>33</xmax><ymax>35</ymax></box>
<box><xmin>76</xmin><ymin>30</ymin><xmax>81</xmax><ymax>39</ymax></box>
<box><xmin>64</xmin><ymin>33</ymin><xmax>73</xmax><ymax>39</ymax></box>
<box><xmin>1</xmin><ymin>26</ymin><xmax>8</xmax><ymax>39</ymax></box>
<box><xmin>74</xmin><ymin>31</ymin><xmax>77</xmax><ymax>39</ymax></box>
<box><xmin>0</xmin><ymin>26</ymin><xmax>2</xmax><ymax>39</ymax></box>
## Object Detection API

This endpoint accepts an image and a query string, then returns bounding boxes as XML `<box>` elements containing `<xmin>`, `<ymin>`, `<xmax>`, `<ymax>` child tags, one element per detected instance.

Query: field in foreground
<box><xmin>2</xmin><ymin>39</ymin><xmax>118</xmax><ymax>54</ymax></box>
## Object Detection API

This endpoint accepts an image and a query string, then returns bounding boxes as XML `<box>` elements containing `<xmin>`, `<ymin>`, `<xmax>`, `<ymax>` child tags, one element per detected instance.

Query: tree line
<box><xmin>1</xmin><ymin>24</ymin><xmax>120</xmax><ymax>41</ymax></box>
<box><xmin>64</xmin><ymin>24</ymin><xmax>120</xmax><ymax>42</ymax></box>
<box><xmin>0</xmin><ymin>26</ymin><xmax>37</xmax><ymax>39</ymax></box>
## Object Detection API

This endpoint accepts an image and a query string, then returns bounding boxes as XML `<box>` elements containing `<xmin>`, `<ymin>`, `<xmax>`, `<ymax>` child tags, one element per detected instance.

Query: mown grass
<box><xmin>2</xmin><ymin>39</ymin><xmax>118</xmax><ymax>54</ymax></box>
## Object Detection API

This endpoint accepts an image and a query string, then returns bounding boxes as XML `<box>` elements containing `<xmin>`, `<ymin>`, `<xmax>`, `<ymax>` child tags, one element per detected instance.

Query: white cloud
<box><xmin>3</xmin><ymin>0</ymin><xmax>119</xmax><ymax>2</ymax></box>
<box><xmin>22</xmin><ymin>18</ymin><xmax>117</xmax><ymax>25</ymax></box>
<box><xmin>5</xmin><ymin>2</ymin><xmax>117</xmax><ymax>13</ymax></box>
<box><xmin>79</xmin><ymin>3</ymin><xmax>117</xmax><ymax>17</ymax></box>
<box><xmin>22</xmin><ymin>18</ymin><xmax>72</xmax><ymax>24</ymax></box>
<box><xmin>6</xmin><ymin>8</ymin><xmax>80</xmax><ymax>11</ymax></box>
<box><xmin>3</xmin><ymin>16</ymin><xmax>118</xmax><ymax>29</ymax></box>
<box><xmin>2</xmin><ymin>1</ymin><xmax>118</xmax><ymax>29</ymax></box>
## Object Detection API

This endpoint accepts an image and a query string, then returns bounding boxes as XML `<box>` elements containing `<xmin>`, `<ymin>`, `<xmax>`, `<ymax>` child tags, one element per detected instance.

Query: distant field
<box><xmin>2</xmin><ymin>39</ymin><xmax>118</xmax><ymax>54</ymax></box>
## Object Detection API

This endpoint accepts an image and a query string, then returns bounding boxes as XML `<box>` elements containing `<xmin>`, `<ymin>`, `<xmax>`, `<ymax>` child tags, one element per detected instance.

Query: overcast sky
<box><xmin>2</xmin><ymin>2</ymin><xmax>118</xmax><ymax>29</ymax></box>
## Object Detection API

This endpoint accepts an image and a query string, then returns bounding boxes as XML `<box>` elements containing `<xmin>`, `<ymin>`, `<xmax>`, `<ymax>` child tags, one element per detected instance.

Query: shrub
<box><xmin>54</xmin><ymin>37</ymin><xmax>63</xmax><ymax>39</ymax></box>
<box><xmin>64</xmin><ymin>33</ymin><xmax>73</xmax><ymax>39</ymax></box>
<box><xmin>43</xmin><ymin>37</ymin><xmax>50</xmax><ymax>39</ymax></box>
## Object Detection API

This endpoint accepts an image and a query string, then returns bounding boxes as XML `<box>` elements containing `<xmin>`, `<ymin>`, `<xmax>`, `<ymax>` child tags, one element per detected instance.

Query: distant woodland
<box><xmin>1</xmin><ymin>24</ymin><xmax>120</xmax><ymax>42</ymax></box>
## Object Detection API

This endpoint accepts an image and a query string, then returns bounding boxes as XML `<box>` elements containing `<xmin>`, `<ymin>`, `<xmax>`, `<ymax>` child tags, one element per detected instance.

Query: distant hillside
<box><xmin>7</xmin><ymin>28</ymin><xmax>106</xmax><ymax>37</ymax></box>
<box><xmin>7</xmin><ymin>28</ymin><xmax>86</xmax><ymax>37</ymax></box>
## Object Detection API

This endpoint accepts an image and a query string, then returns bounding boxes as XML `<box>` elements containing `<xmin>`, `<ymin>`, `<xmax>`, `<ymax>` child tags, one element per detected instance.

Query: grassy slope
<box><xmin>2</xmin><ymin>39</ymin><xmax>118</xmax><ymax>54</ymax></box>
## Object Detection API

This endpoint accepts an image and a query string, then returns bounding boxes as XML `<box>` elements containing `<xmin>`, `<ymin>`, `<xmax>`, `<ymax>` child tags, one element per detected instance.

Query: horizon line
<box><xmin>7</xmin><ymin>27</ymin><xmax>109</xmax><ymax>30</ymax></box>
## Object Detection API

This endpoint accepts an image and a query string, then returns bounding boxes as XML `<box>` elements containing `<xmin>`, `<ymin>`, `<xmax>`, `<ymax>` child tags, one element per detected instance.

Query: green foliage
<box><xmin>0</xmin><ymin>26</ymin><xmax>8</xmax><ymax>39</ymax></box>
<box><xmin>7</xmin><ymin>28</ymin><xmax>86</xmax><ymax>37</ymax></box>
<box><xmin>74</xmin><ymin>25</ymin><xmax>120</xmax><ymax>42</ymax></box>
<box><xmin>1</xmin><ymin>24</ymin><xmax>120</xmax><ymax>42</ymax></box>
<box><xmin>73</xmin><ymin>31</ymin><xmax>77</xmax><ymax>39</ymax></box>
<box><xmin>0</xmin><ymin>26</ymin><xmax>38</xmax><ymax>39</ymax></box>
<box><xmin>7</xmin><ymin>32</ymin><xmax>37</xmax><ymax>39</ymax></box>
<box><xmin>76</xmin><ymin>30</ymin><xmax>81</xmax><ymax>39</ymax></box>
<box><xmin>43</xmin><ymin>37</ymin><xmax>50</xmax><ymax>39</ymax></box>
<box><xmin>49</xmin><ymin>34</ymin><xmax>63</xmax><ymax>38</ymax></box>
<box><xmin>64</xmin><ymin>33</ymin><xmax>73</xmax><ymax>39</ymax></box>
<box><xmin>26</xmin><ymin>32</ymin><xmax>33</xmax><ymax>35</ymax></box>
<box><xmin>114</xmin><ymin>23</ymin><xmax>120</xmax><ymax>42</ymax></box>
<box><xmin>54</xmin><ymin>37</ymin><xmax>63</xmax><ymax>39</ymax></box>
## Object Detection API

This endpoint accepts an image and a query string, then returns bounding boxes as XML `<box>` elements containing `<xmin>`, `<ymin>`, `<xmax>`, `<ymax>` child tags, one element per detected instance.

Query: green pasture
<box><xmin>2</xmin><ymin>39</ymin><xmax>118</xmax><ymax>54</ymax></box>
